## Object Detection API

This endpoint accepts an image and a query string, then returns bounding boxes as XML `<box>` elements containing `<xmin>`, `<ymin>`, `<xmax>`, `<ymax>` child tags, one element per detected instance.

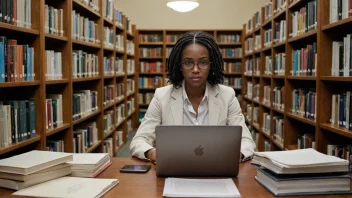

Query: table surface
<box><xmin>0</xmin><ymin>157</ymin><xmax>351</xmax><ymax>198</ymax></box>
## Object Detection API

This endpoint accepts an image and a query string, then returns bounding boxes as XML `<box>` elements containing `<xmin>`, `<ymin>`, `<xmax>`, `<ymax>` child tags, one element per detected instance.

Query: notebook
<box><xmin>0</xmin><ymin>150</ymin><xmax>73</xmax><ymax>175</ymax></box>
<box><xmin>12</xmin><ymin>177</ymin><xmax>119</xmax><ymax>198</ymax></box>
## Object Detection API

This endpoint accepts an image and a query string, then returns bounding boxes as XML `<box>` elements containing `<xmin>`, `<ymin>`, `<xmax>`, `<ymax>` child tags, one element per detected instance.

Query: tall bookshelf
<box><xmin>136</xmin><ymin>29</ymin><xmax>243</xmax><ymax>125</ymax></box>
<box><xmin>242</xmin><ymin>0</ymin><xmax>352</xmax><ymax>159</ymax></box>
<box><xmin>0</xmin><ymin>0</ymin><xmax>137</xmax><ymax>159</ymax></box>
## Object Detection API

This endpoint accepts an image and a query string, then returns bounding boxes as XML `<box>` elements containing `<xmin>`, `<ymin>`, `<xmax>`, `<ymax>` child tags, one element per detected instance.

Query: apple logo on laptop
<box><xmin>194</xmin><ymin>145</ymin><xmax>204</xmax><ymax>156</ymax></box>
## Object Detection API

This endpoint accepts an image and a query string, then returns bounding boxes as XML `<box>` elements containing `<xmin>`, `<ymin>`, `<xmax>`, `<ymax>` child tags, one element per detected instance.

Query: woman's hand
<box><xmin>146</xmin><ymin>148</ymin><xmax>156</xmax><ymax>162</ymax></box>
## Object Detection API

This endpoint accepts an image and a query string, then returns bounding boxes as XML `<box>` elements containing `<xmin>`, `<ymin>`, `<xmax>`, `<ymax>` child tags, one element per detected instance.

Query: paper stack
<box><xmin>163</xmin><ymin>178</ymin><xmax>241</xmax><ymax>198</ymax></box>
<box><xmin>67</xmin><ymin>153</ymin><xmax>112</xmax><ymax>177</ymax></box>
<box><xmin>0</xmin><ymin>150</ymin><xmax>73</xmax><ymax>190</ymax></box>
<box><xmin>252</xmin><ymin>148</ymin><xmax>352</xmax><ymax>196</ymax></box>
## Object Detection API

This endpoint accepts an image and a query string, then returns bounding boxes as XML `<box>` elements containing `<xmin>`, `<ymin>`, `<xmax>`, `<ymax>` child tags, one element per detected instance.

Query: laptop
<box><xmin>155</xmin><ymin>125</ymin><xmax>242</xmax><ymax>177</ymax></box>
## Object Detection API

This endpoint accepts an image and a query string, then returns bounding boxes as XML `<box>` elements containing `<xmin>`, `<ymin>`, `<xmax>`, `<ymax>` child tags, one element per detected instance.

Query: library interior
<box><xmin>0</xmin><ymin>0</ymin><xmax>351</xmax><ymax>197</ymax></box>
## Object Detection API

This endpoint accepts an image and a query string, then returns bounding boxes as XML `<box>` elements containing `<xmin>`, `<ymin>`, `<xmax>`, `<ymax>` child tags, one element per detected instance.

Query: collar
<box><xmin>182</xmin><ymin>80</ymin><xmax>209</xmax><ymax>102</ymax></box>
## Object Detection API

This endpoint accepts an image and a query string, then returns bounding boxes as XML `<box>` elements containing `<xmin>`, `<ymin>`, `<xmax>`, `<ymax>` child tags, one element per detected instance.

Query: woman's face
<box><xmin>181</xmin><ymin>43</ymin><xmax>210</xmax><ymax>88</ymax></box>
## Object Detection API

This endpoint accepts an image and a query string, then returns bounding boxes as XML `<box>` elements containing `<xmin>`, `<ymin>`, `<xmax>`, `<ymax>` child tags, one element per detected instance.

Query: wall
<box><xmin>115</xmin><ymin>0</ymin><xmax>270</xmax><ymax>29</ymax></box>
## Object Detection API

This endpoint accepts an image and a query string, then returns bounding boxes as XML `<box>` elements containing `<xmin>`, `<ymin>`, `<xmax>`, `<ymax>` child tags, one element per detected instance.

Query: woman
<box><xmin>130</xmin><ymin>31</ymin><xmax>256</xmax><ymax>162</ymax></box>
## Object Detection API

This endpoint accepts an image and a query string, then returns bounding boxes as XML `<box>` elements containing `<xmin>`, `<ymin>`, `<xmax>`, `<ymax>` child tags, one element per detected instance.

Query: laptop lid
<box><xmin>155</xmin><ymin>125</ymin><xmax>242</xmax><ymax>177</ymax></box>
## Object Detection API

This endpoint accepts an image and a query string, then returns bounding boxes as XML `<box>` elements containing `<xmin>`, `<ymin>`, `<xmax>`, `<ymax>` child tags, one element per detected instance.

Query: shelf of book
<box><xmin>0</xmin><ymin>0</ymin><xmax>137</xmax><ymax>157</ymax></box>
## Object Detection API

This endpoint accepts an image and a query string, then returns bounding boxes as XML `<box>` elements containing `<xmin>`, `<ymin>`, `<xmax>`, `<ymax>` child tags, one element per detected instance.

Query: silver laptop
<box><xmin>155</xmin><ymin>125</ymin><xmax>242</xmax><ymax>177</ymax></box>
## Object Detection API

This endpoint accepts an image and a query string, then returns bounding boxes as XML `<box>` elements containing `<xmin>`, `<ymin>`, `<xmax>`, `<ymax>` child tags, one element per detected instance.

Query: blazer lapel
<box><xmin>170</xmin><ymin>87</ymin><xmax>183</xmax><ymax>125</ymax></box>
<box><xmin>208</xmin><ymin>84</ymin><xmax>220</xmax><ymax>125</ymax></box>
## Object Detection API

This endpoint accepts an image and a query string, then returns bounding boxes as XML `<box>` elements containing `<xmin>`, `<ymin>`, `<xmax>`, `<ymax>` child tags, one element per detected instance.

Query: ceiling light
<box><xmin>166</xmin><ymin>0</ymin><xmax>199</xmax><ymax>12</ymax></box>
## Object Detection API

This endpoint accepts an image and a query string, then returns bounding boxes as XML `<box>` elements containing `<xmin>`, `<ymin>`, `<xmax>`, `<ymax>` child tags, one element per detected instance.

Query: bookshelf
<box><xmin>136</xmin><ymin>29</ymin><xmax>243</xmax><ymax>125</ymax></box>
<box><xmin>242</xmin><ymin>0</ymin><xmax>352</xmax><ymax>159</ymax></box>
<box><xmin>0</xmin><ymin>0</ymin><xmax>137</xmax><ymax>158</ymax></box>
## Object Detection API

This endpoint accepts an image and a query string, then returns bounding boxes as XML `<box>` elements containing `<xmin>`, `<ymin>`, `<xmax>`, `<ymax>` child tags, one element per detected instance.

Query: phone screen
<box><xmin>120</xmin><ymin>165</ymin><xmax>151</xmax><ymax>173</ymax></box>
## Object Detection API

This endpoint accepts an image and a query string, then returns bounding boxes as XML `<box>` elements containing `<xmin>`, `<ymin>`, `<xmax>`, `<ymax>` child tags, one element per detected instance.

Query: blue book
<box><xmin>0</xmin><ymin>42</ymin><xmax>4</xmax><ymax>82</ymax></box>
<box><xmin>255</xmin><ymin>167</ymin><xmax>352</xmax><ymax>197</ymax></box>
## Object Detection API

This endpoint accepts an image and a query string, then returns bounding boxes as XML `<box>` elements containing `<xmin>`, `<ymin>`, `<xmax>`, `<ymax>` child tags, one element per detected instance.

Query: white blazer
<box><xmin>130</xmin><ymin>83</ymin><xmax>256</xmax><ymax>160</ymax></box>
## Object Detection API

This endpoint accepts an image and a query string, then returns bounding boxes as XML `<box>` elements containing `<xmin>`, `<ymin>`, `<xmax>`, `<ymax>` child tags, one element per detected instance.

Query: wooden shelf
<box><xmin>253</xmin><ymin>74</ymin><xmax>260</xmax><ymax>78</ymax></box>
<box><xmin>0</xmin><ymin>136</ymin><xmax>41</xmax><ymax>156</ymax></box>
<box><xmin>139</xmin><ymin>88</ymin><xmax>156</xmax><ymax>91</ymax></box>
<box><xmin>116</xmin><ymin>73</ymin><xmax>125</xmax><ymax>78</ymax></box>
<box><xmin>217</xmin><ymin>42</ymin><xmax>241</xmax><ymax>46</ymax></box>
<box><xmin>286</xmin><ymin>112</ymin><xmax>316</xmax><ymax>126</ymax></box>
<box><xmin>289</xmin><ymin>0</ymin><xmax>308</xmax><ymax>10</ymax></box>
<box><xmin>139</xmin><ymin>57</ymin><xmax>163</xmax><ymax>60</ymax></box>
<box><xmin>0</xmin><ymin>81</ymin><xmax>40</xmax><ymax>88</ymax></box>
<box><xmin>261</xmin><ymin>46</ymin><xmax>272</xmax><ymax>52</ymax></box>
<box><xmin>287</xmin><ymin>144</ymin><xmax>298</xmax><ymax>150</ymax></box>
<box><xmin>86</xmin><ymin>141</ymin><xmax>102</xmax><ymax>153</ymax></box>
<box><xmin>288</xmin><ymin>30</ymin><xmax>317</xmax><ymax>43</ymax></box>
<box><xmin>262</xmin><ymin>131</ymin><xmax>271</xmax><ymax>139</ymax></box>
<box><xmin>139</xmin><ymin>42</ymin><xmax>163</xmax><ymax>46</ymax></box>
<box><xmin>116</xmin><ymin>50</ymin><xmax>125</xmax><ymax>55</ymax></box>
<box><xmin>104</xmin><ymin>101</ymin><xmax>116</xmax><ymax>110</ymax></box>
<box><xmin>115</xmin><ymin>97</ymin><xmax>125</xmax><ymax>105</ymax></box>
<box><xmin>261</xmin><ymin>102</ymin><xmax>271</xmax><ymax>109</ymax></box>
<box><xmin>223</xmin><ymin>57</ymin><xmax>242</xmax><ymax>60</ymax></box>
<box><xmin>0</xmin><ymin>22</ymin><xmax>39</xmax><ymax>35</ymax></box>
<box><xmin>139</xmin><ymin>72</ymin><xmax>163</xmax><ymax>75</ymax></box>
<box><xmin>261</xmin><ymin>74</ymin><xmax>272</xmax><ymax>78</ymax></box>
<box><xmin>139</xmin><ymin>104</ymin><xmax>149</xmax><ymax>108</ymax></box>
<box><xmin>72</xmin><ymin>0</ymin><xmax>101</xmax><ymax>18</ymax></box>
<box><xmin>73</xmin><ymin>110</ymin><xmax>101</xmax><ymax>126</ymax></box>
<box><xmin>320</xmin><ymin>76</ymin><xmax>352</xmax><ymax>82</ymax></box>
<box><xmin>273</xmin><ymin>41</ymin><xmax>286</xmax><ymax>48</ymax></box>
<box><xmin>262</xmin><ymin>18</ymin><xmax>272</xmax><ymax>28</ymax></box>
<box><xmin>127</xmin><ymin>73</ymin><xmax>135</xmax><ymax>76</ymax></box>
<box><xmin>272</xmin><ymin>75</ymin><xmax>285</xmax><ymax>79</ymax></box>
<box><xmin>224</xmin><ymin>72</ymin><xmax>242</xmax><ymax>75</ymax></box>
<box><xmin>72</xmin><ymin>39</ymin><xmax>101</xmax><ymax>49</ymax></box>
<box><xmin>272</xmin><ymin>138</ymin><xmax>284</xmax><ymax>150</ymax></box>
<box><xmin>72</xmin><ymin>76</ymin><xmax>101</xmax><ymax>82</ymax></box>
<box><xmin>272</xmin><ymin>106</ymin><xmax>284</xmax><ymax>114</ymax></box>
<box><xmin>127</xmin><ymin>92</ymin><xmax>135</xmax><ymax>97</ymax></box>
<box><xmin>104</xmin><ymin>75</ymin><xmax>115</xmax><ymax>79</ymax></box>
<box><xmin>116</xmin><ymin>118</ymin><xmax>125</xmax><ymax>128</ymax></box>
<box><xmin>116</xmin><ymin>25</ymin><xmax>125</xmax><ymax>32</ymax></box>
<box><xmin>46</xmin><ymin>123</ymin><xmax>70</xmax><ymax>137</ymax></box>
<box><xmin>322</xmin><ymin>17</ymin><xmax>352</xmax><ymax>31</ymax></box>
<box><xmin>287</xmin><ymin>76</ymin><xmax>316</xmax><ymax>80</ymax></box>
<box><xmin>104</xmin><ymin>126</ymin><xmax>117</xmax><ymax>139</ymax></box>
<box><xmin>104</xmin><ymin>18</ymin><xmax>114</xmax><ymax>26</ymax></box>
<box><xmin>273</xmin><ymin>8</ymin><xmax>286</xmax><ymax>20</ymax></box>
<box><xmin>128</xmin><ymin>110</ymin><xmax>136</xmax><ymax>118</ymax></box>
<box><xmin>45</xmin><ymin>79</ymin><xmax>69</xmax><ymax>85</ymax></box>
<box><xmin>253</xmin><ymin>123</ymin><xmax>260</xmax><ymax>131</ymax></box>
<box><xmin>45</xmin><ymin>33</ymin><xmax>68</xmax><ymax>42</ymax></box>
<box><xmin>320</xmin><ymin>123</ymin><xmax>352</xmax><ymax>139</ymax></box>
<box><xmin>104</xmin><ymin>47</ymin><xmax>114</xmax><ymax>52</ymax></box>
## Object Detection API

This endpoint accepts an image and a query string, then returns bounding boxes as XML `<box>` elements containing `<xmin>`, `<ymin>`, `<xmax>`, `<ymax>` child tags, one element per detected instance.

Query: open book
<box><xmin>252</xmin><ymin>148</ymin><xmax>349</xmax><ymax>174</ymax></box>
<box><xmin>163</xmin><ymin>178</ymin><xmax>241</xmax><ymax>198</ymax></box>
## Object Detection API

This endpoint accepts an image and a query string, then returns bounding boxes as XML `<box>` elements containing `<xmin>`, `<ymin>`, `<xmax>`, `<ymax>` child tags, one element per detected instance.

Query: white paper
<box><xmin>254</xmin><ymin>148</ymin><xmax>349</xmax><ymax>167</ymax></box>
<box><xmin>13</xmin><ymin>177</ymin><xmax>118</xmax><ymax>198</ymax></box>
<box><xmin>163</xmin><ymin>178</ymin><xmax>241</xmax><ymax>197</ymax></box>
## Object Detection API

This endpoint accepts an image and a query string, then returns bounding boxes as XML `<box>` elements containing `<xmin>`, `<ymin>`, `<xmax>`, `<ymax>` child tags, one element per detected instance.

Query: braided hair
<box><xmin>167</xmin><ymin>31</ymin><xmax>224</xmax><ymax>88</ymax></box>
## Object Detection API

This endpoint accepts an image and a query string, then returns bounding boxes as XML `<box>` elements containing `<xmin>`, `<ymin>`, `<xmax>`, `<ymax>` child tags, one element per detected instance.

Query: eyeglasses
<box><xmin>181</xmin><ymin>60</ymin><xmax>211</xmax><ymax>70</ymax></box>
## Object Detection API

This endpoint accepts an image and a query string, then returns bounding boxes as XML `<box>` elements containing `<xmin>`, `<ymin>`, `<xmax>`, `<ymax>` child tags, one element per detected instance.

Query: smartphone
<box><xmin>120</xmin><ymin>165</ymin><xmax>151</xmax><ymax>173</ymax></box>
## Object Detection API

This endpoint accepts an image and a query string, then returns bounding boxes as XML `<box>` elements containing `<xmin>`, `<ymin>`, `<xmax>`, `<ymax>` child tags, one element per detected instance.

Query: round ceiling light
<box><xmin>166</xmin><ymin>0</ymin><xmax>199</xmax><ymax>12</ymax></box>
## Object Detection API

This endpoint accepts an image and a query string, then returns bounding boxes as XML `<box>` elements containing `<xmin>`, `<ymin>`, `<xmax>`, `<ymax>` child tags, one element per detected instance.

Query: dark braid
<box><xmin>167</xmin><ymin>31</ymin><xmax>224</xmax><ymax>88</ymax></box>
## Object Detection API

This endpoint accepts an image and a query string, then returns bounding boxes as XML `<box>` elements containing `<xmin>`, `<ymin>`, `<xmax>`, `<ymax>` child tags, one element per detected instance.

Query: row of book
<box><xmin>289</xmin><ymin>0</ymin><xmax>317</xmax><ymax>38</ymax></box>
<box><xmin>274</xmin><ymin>20</ymin><xmax>286</xmax><ymax>43</ymax></box>
<box><xmin>291</xmin><ymin>88</ymin><xmax>316</xmax><ymax>121</ymax></box>
<box><xmin>262</xmin><ymin>112</ymin><xmax>271</xmax><ymax>135</ymax></box>
<box><xmin>139</xmin><ymin>76</ymin><xmax>163</xmax><ymax>89</ymax></box>
<box><xmin>127</xmin><ymin>98</ymin><xmax>135</xmax><ymax>116</ymax></box>
<box><xmin>79</xmin><ymin>0</ymin><xmax>99</xmax><ymax>12</ymax></box>
<box><xmin>264</xmin><ymin>29</ymin><xmax>272</xmax><ymax>48</ymax></box>
<box><xmin>252</xmin><ymin>107</ymin><xmax>259</xmax><ymax>126</ymax></box>
<box><xmin>329</xmin><ymin>0</ymin><xmax>352</xmax><ymax>24</ymax></box>
<box><xmin>45</xmin><ymin>95</ymin><xmax>63</xmax><ymax>130</ymax></box>
<box><xmin>126</xmin><ymin>79</ymin><xmax>135</xmax><ymax>94</ymax></box>
<box><xmin>103</xmin><ymin>27</ymin><xmax>114</xmax><ymax>49</ymax></box>
<box><xmin>291</xmin><ymin>42</ymin><xmax>317</xmax><ymax>76</ymax></box>
<box><xmin>138</xmin><ymin>93</ymin><xmax>153</xmax><ymax>105</ymax></box>
<box><xmin>104</xmin><ymin>56</ymin><xmax>114</xmax><ymax>76</ymax></box>
<box><xmin>265</xmin><ymin>56</ymin><xmax>272</xmax><ymax>75</ymax></box>
<box><xmin>116</xmin><ymin>34</ymin><xmax>124</xmax><ymax>51</ymax></box>
<box><xmin>221</xmin><ymin>48</ymin><xmax>242</xmax><ymax>58</ymax></box>
<box><xmin>244</xmin><ymin>57</ymin><xmax>260</xmax><ymax>75</ymax></box>
<box><xmin>166</xmin><ymin>48</ymin><xmax>172</xmax><ymax>58</ymax></box>
<box><xmin>104</xmin><ymin>138</ymin><xmax>113</xmax><ymax>157</ymax></box>
<box><xmin>273</xmin><ymin>86</ymin><xmax>285</xmax><ymax>110</ymax></box>
<box><xmin>103</xmin><ymin>85</ymin><xmax>115</xmax><ymax>106</ymax></box>
<box><xmin>103</xmin><ymin>0</ymin><xmax>114</xmax><ymax>21</ymax></box>
<box><xmin>263</xmin><ymin>1</ymin><xmax>272</xmax><ymax>21</ymax></box>
<box><xmin>327</xmin><ymin>144</ymin><xmax>352</xmax><ymax>172</ymax></box>
<box><xmin>274</xmin><ymin>53</ymin><xmax>286</xmax><ymax>76</ymax></box>
<box><xmin>224</xmin><ymin>77</ymin><xmax>242</xmax><ymax>89</ymax></box>
<box><xmin>330</xmin><ymin>92</ymin><xmax>352</xmax><ymax>129</ymax></box>
<box><xmin>0</xmin><ymin>0</ymin><xmax>32</xmax><ymax>29</ymax></box>
<box><xmin>273</xmin><ymin>116</ymin><xmax>284</xmax><ymax>145</ymax></box>
<box><xmin>166</xmin><ymin>34</ymin><xmax>183</xmax><ymax>43</ymax></box>
<box><xmin>127</xmin><ymin>59</ymin><xmax>135</xmax><ymax>74</ymax></box>
<box><xmin>254</xmin><ymin>35</ymin><xmax>261</xmax><ymax>51</ymax></box>
<box><xmin>217</xmin><ymin>34</ymin><xmax>241</xmax><ymax>43</ymax></box>
<box><xmin>139</xmin><ymin>34</ymin><xmax>163</xmax><ymax>43</ymax></box>
<box><xmin>297</xmin><ymin>133</ymin><xmax>315</xmax><ymax>149</ymax></box>
<box><xmin>116</xmin><ymin>103</ymin><xmax>125</xmax><ymax>125</ymax></box>
<box><xmin>139</xmin><ymin>61</ymin><xmax>162</xmax><ymax>73</ymax></box>
<box><xmin>45</xmin><ymin>50</ymin><xmax>62</xmax><ymax>80</ymax></box>
<box><xmin>0</xmin><ymin>37</ymin><xmax>35</xmax><ymax>82</ymax></box>
<box><xmin>103</xmin><ymin>110</ymin><xmax>114</xmax><ymax>135</ymax></box>
<box><xmin>73</xmin><ymin>122</ymin><xmax>99</xmax><ymax>153</ymax></box>
<box><xmin>245</xmin><ymin>37</ymin><xmax>253</xmax><ymax>53</ymax></box>
<box><xmin>72</xmin><ymin>50</ymin><xmax>99</xmax><ymax>78</ymax></box>
<box><xmin>44</xmin><ymin>4</ymin><xmax>63</xmax><ymax>36</ymax></box>
<box><xmin>127</xmin><ymin>40</ymin><xmax>135</xmax><ymax>55</ymax></box>
<box><xmin>115</xmin><ymin>83</ymin><xmax>124</xmax><ymax>100</ymax></box>
<box><xmin>224</xmin><ymin>62</ymin><xmax>241</xmax><ymax>73</ymax></box>
<box><xmin>246</xmin><ymin>82</ymin><xmax>253</xmax><ymax>98</ymax></box>
<box><xmin>115</xmin><ymin>7</ymin><xmax>123</xmax><ymax>27</ymax></box>
<box><xmin>104</xmin><ymin>57</ymin><xmax>133</xmax><ymax>76</ymax></box>
<box><xmin>0</xmin><ymin>100</ymin><xmax>36</xmax><ymax>147</ymax></box>
<box><xmin>253</xmin><ymin>84</ymin><xmax>260</xmax><ymax>102</ymax></box>
<box><xmin>139</xmin><ymin>47</ymin><xmax>162</xmax><ymax>58</ymax></box>
<box><xmin>263</xmin><ymin>85</ymin><xmax>271</xmax><ymax>105</ymax></box>
<box><xmin>273</xmin><ymin>0</ymin><xmax>286</xmax><ymax>13</ymax></box>
<box><xmin>331</xmin><ymin>34</ymin><xmax>352</xmax><ymax>76</ymax></box>
<box><xmin>72</xmin><ymin>90</ymin><xmax>99</xmax><ymax>121</ymax></box>
<box><xmin>72</xmin><ymin>10</ymin><xmax>100</xmax><ymax>44</ymax></box>
<box><xmin>46</xmin><ymin>140</ymin><xmax>64</xmax><ymax>152</ymax></box>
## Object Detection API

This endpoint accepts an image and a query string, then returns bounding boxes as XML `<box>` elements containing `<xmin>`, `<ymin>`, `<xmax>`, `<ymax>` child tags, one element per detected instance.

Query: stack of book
<box><xmin>67</xmin><ymin>153</ymin><xmax>112</xmax><ymax>177</ymax></box>
<box><xmin>252</xmin><ymin>148</ymin><xmax>351</xmax><ymax>196</ymax></box>
<box><xmin>0</xmin><ymin>150</ymin><xmax>73</xmax><ymax>190</ymax></box>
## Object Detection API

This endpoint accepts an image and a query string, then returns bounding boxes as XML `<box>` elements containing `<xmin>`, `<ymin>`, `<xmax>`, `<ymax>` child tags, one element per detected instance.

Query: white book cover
<box><xmin>0</xmin><ymin>150</ymin><xmax>73</xmax><ymax>175</ymax></box>
<box><xmin>68</xmin><ymin>153</ymin><xmax>109</xmax><ymax>165</ymax></box>
<box><xmin>163</xmin><ymin>178</ymin><xmax>241</xmax><ymax>198</ymax></box>
<box><xmin>12</xmin><ymin>177</ymin><xmax>118</xmax><ymax>198</ymax></box>
<box><xmin>254</xmin><ymin>148</ymin><xmax>348</xmax><ymax>167</ymax></box>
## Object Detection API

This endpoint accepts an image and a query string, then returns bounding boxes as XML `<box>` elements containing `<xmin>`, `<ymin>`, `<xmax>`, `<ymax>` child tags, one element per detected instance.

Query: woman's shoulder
<box><xmin>217</xmin><ymin>84</ymin><xmax>238</xmax><ymax>96</ymax></box>
<box><xmin>154</xmin><ymin>84</ymin><xmax>174</xmax><ymax>98</ymax></box>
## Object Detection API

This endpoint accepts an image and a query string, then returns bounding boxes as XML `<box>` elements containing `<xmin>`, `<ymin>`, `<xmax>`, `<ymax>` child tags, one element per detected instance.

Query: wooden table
<box><xmin>0</xmin><ymin>157</ymin><xmax>351</xmax><ymax>198</ymax></box>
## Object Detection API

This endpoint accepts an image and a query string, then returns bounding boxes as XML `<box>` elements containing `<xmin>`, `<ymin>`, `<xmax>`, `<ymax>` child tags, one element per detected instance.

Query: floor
<box><xmin>116</xmin><ymin>130</ymin><xmax>136</xmax><ymax>157</ymax></box>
